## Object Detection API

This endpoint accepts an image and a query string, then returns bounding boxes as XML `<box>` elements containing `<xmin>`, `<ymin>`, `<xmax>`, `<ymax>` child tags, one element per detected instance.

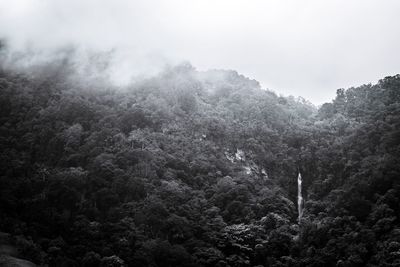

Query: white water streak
<box><xmin>298</xmin><ymin>172</ymin><xmax>303</xmax><ymax>222</ymax></box>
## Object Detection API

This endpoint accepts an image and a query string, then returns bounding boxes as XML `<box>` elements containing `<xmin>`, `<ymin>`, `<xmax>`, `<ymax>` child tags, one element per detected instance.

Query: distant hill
<box><xmin>0</xmin><ymin>54</ymin><xmax>399</xmax><ymax>266</ymax></box>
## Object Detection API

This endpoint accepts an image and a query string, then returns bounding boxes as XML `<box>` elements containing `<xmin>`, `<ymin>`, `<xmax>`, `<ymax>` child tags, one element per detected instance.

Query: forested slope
<box><xmin>0</xmin><ymin>55</ymin><xmax>399</xmax><ymax>266</ymax></box>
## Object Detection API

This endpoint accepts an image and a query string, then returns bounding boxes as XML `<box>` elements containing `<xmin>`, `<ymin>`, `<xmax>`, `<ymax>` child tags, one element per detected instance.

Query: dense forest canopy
<box><xmin>0</xmin><ymin>48</ymin><xmax>399</xmax><ymax>266</ymax></box>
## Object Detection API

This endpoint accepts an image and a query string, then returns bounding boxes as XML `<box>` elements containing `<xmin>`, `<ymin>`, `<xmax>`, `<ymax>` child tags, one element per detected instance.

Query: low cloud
<box><xmin>1</xmin><ymin>0</ymin><xmax>400</xmax><ymax>103</ymax></box>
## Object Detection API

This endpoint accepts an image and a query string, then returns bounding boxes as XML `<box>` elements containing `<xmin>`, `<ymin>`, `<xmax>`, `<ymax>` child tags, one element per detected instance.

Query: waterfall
<box><xmin>297</xmin><ymin>172</ymin><xmax>303</xmax><ymax>222</ymax></box>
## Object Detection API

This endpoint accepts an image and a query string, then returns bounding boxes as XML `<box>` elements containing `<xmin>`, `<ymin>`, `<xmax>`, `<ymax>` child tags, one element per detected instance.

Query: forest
<box><xmin>0</xmin><ymin>48</ymin><xmax>399</xmax><ymax>266</ymax></box>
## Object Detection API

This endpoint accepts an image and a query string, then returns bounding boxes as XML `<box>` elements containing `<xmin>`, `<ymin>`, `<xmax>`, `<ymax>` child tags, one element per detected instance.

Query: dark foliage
<box><xmin>0</xmin><ymin>54</ymin><xmax>399</xmax><ymax>266</ymax></box>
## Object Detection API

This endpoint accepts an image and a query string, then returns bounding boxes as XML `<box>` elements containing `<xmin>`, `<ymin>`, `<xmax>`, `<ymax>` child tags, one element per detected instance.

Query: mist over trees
<box><xmin>0</xmin><ymin>45</ymin><xmax>399</xmax><ymax>266</ymax></box>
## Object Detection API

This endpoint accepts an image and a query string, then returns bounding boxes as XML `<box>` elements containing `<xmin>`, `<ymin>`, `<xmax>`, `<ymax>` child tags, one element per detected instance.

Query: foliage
<box><xmin>0</xmin><ymin>53</ymin><xmax>399</xmax><ymax>266</ymax></box>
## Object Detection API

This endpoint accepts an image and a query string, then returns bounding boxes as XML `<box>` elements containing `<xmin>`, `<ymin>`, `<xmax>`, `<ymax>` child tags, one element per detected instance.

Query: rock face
<box><xmin>0</xmin><ymin>233</ymin><xmax>36</xmax><ymax>267</ymax></box>
<box><xmin>225</xmin><ymin>149</ymin><xmax>269</xmax><ymax>178</ymax></box>
<box><xmin>0</xmin><ymin>255</ymin><xmax>37</xmax><ymax>267</ymax></box>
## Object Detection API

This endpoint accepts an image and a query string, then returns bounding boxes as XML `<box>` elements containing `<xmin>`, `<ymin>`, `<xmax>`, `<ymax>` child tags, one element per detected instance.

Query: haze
<box><xmin>1</xmin><ymin>0</ymin><xmax>400</xmax><ymax>104</ymax></box>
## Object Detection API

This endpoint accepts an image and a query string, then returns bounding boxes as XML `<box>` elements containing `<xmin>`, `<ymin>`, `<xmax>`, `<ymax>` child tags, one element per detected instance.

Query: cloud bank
<box><xmin>1</xmin><ymin>0</ymin><xmax>400</xmax><ymax>103</ymax></box>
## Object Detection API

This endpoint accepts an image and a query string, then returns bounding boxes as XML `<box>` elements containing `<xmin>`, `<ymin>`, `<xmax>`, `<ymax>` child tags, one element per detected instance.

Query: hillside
<box><xmin>0</xmin><ymin>57</ymin><xmax>399</xmax><ymax>266</ymax></box>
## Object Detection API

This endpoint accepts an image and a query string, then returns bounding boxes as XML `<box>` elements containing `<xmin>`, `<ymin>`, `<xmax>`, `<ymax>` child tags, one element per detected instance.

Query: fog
<box><xmin>1</xmin><ymin>0</ymin><xmax>400</xmax><ymax>104</ymax></box>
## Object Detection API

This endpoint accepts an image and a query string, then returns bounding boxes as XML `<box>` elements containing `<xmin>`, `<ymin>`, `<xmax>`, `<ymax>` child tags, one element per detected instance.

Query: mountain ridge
<box><xmin>0</xmin><ymin>55</ymin><xmax>399</xmax><ymax>266</ymax></box>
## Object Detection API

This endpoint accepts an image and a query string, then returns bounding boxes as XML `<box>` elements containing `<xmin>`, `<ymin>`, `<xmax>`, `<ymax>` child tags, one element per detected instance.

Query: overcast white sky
<box><xmin>1</xmin><ymin>0</ymin><xmax>400</xmax><ymax>104</ymax></box>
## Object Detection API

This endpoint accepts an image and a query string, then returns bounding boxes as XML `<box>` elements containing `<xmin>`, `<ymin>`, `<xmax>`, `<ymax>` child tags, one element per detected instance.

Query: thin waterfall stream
<box><xmin>298</xmin><ymin>172</ymin><xmax>303</xmax><ymax>222</ymax></box>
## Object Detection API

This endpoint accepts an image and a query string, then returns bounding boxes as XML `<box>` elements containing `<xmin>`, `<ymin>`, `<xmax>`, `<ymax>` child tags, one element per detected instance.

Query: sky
<box><xmin>0</xmin><ymin>0</ymin><xmax>400</xmax><ymax>104</ymax></box>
